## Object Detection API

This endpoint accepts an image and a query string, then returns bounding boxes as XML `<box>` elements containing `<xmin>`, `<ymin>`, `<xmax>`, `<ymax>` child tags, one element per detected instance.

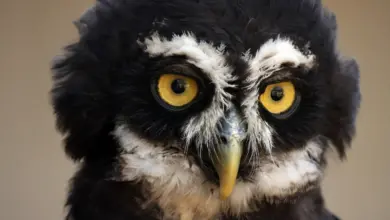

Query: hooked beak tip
<box><xmin>212</xmin><ymin>136</ymin><xmax>243</xmax><ymax>200</ymax></box>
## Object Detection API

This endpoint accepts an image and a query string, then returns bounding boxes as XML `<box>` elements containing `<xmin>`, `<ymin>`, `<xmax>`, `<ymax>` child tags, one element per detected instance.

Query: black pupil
<box><xmin>171</xmin><ymin>79</ymin><xmax>187</xmax><ymax>94</ymax></box>
<box><xmin>270</xmin><ymin>86</ymin><xmax>284</xmax><ymax>101</ymax></box>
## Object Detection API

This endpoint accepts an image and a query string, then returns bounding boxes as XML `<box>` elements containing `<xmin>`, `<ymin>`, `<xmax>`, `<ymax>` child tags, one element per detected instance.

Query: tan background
<box><xmin>0</xmin><ymin>0</ymin><xmax>389</xmax><ymax>219</ymax></box>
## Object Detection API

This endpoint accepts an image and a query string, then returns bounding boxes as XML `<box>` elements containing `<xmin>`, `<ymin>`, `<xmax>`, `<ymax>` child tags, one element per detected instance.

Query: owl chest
<box><xmin>150</xmin><ymin>189</ymin><xmax>222</xmax><ymax>220</ymax></box>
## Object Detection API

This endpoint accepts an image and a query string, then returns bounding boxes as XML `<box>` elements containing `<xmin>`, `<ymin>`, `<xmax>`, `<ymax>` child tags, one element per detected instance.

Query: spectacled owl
<box><xmin>50</xmin><ymin>0</ymin><xmax>361</xmax><ymax>219</ymax></box>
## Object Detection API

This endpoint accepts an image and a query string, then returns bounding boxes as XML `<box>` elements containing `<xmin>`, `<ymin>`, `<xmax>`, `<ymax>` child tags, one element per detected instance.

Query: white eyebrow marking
<box><xmin>244</xmin><ymin>37</ymin><xmax>315</xmax><ymax>80</ymax></box>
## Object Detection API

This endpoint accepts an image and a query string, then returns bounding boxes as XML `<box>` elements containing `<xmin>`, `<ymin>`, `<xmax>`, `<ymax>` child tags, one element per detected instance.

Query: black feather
<box><xmin>50</xmin><ymin>0</ymin><xmax>360</xmax><ymax>219</ymax></box>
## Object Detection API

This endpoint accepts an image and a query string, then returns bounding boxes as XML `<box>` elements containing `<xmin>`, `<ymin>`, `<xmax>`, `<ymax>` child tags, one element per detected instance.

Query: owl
<box><xmin>50</xmin><ymin>0</ymin><xmax>361</xmax><ymax>219</ymax></box>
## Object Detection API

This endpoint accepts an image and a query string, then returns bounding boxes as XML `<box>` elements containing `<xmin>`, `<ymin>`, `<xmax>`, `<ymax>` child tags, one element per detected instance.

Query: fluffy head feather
<box><xmin>51</xmin><ymin>0</ymin><xmax>360</xmax><ymax>219</ymax></box>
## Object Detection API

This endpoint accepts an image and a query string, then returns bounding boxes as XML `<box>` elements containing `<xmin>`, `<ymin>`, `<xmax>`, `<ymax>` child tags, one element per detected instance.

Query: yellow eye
<box><xmin>259</xmin><ymin>81</ymin><xmax>298</xmax><ymax>115</ymax></box>
<box><xmin>155</xmin><ymin>74</ymin><xmax>199</xmax><ymax>108</ymax></box>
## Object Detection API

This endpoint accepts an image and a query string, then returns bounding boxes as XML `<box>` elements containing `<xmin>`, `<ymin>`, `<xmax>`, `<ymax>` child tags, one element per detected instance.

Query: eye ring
<box><xmin>151</xmin><ymin>73</ymin><xmax>202</xmax><ymax>111</ymax></box>
<box><xmin>259</xmin><ymin>81</ymin><xmax>300</xmax><ymax>119</ymax></box>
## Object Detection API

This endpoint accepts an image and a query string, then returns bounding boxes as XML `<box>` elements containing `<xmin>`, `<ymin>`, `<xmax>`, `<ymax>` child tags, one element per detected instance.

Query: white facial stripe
<box><xmin>255</xmin><ymin>142</ymin><xmax>323</xmax><ymax>197</ymax></box>
<box><xmin>139</xmin><ymin>32</ymin><xmax>234</xmax><ymax>148</ymax></box>
<box><xmin>242</xmin><ymin>37</ymin><xmax>316</xmax><ymax>154</ymax></box>
<box><xmin>114</xmin><ymin>124</ymin><xmax>323</xmax><ymax>218</ymax></box>
<box><xmin>114</xmin><ymin>124</ymin><xmax>220</xmax><ymax>219</ymax></box>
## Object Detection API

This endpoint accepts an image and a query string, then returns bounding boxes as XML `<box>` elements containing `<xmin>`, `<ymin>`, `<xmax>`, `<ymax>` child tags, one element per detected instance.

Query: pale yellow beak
<box><xmin>212</xmin><ymin>136</ymin><xmax>243</xmax><ymax>200</ymax></box>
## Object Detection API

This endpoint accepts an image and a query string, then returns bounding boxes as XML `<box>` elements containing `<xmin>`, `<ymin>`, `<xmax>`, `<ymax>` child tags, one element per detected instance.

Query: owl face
<box><xmin>52</xmin><ymin>0</ymin><xmax>360</xmax><ymax>217</ymax></box>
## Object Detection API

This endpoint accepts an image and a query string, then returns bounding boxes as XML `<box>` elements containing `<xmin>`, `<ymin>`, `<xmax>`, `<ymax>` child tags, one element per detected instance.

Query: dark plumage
<box><xmin>51</xmin><ymin>0</ymin><xmax>361</xmax><ymax>219</ymax></box>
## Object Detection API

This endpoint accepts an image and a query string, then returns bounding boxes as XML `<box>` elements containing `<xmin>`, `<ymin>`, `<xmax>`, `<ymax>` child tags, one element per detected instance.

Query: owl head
<box><xmin>51</xmin><ymin>0</ymin><xmax>360</xmax><ymax>217</ymax></box>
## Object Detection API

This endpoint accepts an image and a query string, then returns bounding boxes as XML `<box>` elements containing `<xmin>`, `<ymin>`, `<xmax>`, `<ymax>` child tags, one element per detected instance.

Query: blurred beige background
<box><xmin>0</xmin><ymin>0</ymin><xmax>389</xmax><ymax>219</ymax></box>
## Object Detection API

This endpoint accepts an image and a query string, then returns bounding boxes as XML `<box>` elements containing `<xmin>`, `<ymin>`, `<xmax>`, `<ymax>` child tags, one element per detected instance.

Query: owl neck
<box><xmin>66</xmin><ymin>156</ymin><xmax>339</xmax><ymax>220</ymax></box>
